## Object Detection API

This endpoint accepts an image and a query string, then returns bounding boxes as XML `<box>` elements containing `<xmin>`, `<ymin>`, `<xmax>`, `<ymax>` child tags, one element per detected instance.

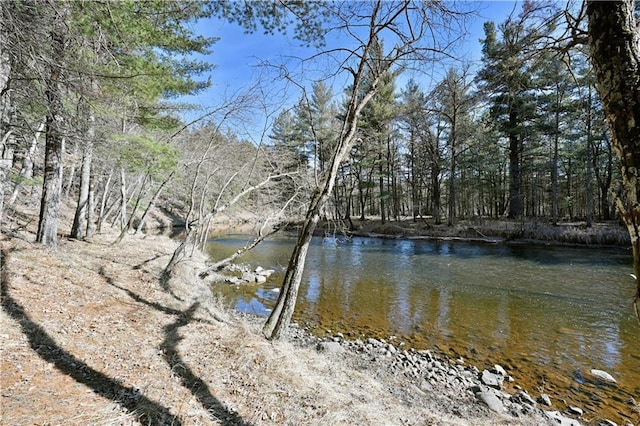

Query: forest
<box><xmin>1</xmin><ymin>1</ymin><xmax>639</xmax><ymax>323</ymax></box>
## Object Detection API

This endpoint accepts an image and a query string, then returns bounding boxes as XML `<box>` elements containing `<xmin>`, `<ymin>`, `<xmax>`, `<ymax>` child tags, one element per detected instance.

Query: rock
<box><xmin>255</xmin><ymin>267</ymin><xmax>275</xmax><ymax>277</ymax></box>
<box><xmin>316</xmin><ymin>341</ymin><xmax>343</xmax><ymax>353</ymax></box>
<box><xmin>537</xmin><ymin>393</ymin><xmax>552</xmax><ymax>406</ymax></box>
<box><xmin>590</xmin><ymin>369</ymin><xmax>617</xmax><ymax>384</ymax></box>
<box><xmin>255</xmin><ymin>275</ymin><xmax>267</xmax><ymax>284</ymax></box>
<box><xmin>492</xmin><ymin>364</ymin><xmax>507</xmax><ymax>376</ymax></box>
<box><xmin>241</xmin><ymin>272</ymin><xmax>256</xmax><ymax>282</ymax></box>
<box><xmin>367</xmin><ymin>338</ymin><xmax>381</xmax><ymax>346</ymax></box>
<box><xmin>481</xmin><ymin>369</ymin><xmax>504</xmax><ymax>389</ymax></box>
<box><xmin>469</xmin><ymin>384</ymin><xmax>484</xmax><ymax>394</ymax></box>
<box><xmin>567</xmin><ymin>406</ymin><xmax>583</xmax><ymax>416</ymax></box>
<box><xmin>598</xmin><ymin>420</ymin><xmax>617</xmax><ymax>426</ymax></box>
<box><xmin>544</xmin><ymin>410</ymin><xmax>582</xmax><ymax>426</ymax></box>
<box><xmin>509</xmin><ymin>402</ymin><xmax>524</xmax><ymax>415</ymax></box>
<box><xmin>475</xmin><ymin>390</ymin><xmax>505</xmax><ymax>413</ymax></box>
<box><xmin>512</xmin><ymin>390</ymin><xmax>536</xmax><ymax>406</ymax></box>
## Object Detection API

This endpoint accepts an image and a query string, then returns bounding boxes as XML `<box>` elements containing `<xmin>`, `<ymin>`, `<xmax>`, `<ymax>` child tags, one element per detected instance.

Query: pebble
<box><xmin>316</xmin><ymin>341</ymin><xmax>343</xmax><ymax>353</ymax></box>
<box><xmin>513</xmin><ymin>390</ymin><xmax>536</xmax><ymax>406</ymax></box>
<box><xmin>481</xmin><ymin>369</ymin><xmax>504</xmax><ymax>389</ymax></box>
<box><xmin>538</xmin><ymin>393</ymin><xmax>552</xmax><ymax>406</ymax></box>
<box><xmin>590</xmin><ymin>369</ymin><xmax>617</xmax><ymax>384</ymax></box>
<box><xmin>492</xmin><ymin>364</ymin><xmax>507</xmax><ymax>376</ymax></box>
<box><xmin>567</xmin><ymin>405</ymin><xmax>583</xmax><ymax>416</ymax></box>
<box><xmin>476</xmin><ymin>389</ymin><xmax>505</xmax><ymax>413</ymax></box>
<box><xmin>544</xmin><ymin>410</ymin><xmax>582</xmax><ymax>426</ymax></box>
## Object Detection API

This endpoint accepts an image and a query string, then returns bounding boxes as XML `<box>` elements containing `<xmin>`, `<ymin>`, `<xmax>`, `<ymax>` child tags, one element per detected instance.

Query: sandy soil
<box><xmin>0</xmin><ymin>204</ymin><xmax>553</xmax><ymax>425</ymax></box>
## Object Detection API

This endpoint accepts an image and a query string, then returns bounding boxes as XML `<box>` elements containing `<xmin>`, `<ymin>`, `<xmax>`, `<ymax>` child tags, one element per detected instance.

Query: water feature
<box><xmin>208</xmin><ymin>233</ymin><xmax>640</xmax><ymax>424</ymax></box>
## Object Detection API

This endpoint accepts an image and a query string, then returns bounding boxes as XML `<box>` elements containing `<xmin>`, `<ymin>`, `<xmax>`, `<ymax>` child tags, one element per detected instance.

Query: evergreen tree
<box><xmin>477</xmin><ymin>17</ymin><xmax>541</xmax><ymax>218</ymax></box>
<box><xmin>432</xmin><ymin>67</ymin><xmax>476</xmax><ymax>225</ymax></box>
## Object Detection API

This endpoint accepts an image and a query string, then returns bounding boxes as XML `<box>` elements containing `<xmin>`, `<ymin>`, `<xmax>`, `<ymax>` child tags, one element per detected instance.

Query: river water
<box><xmin>208</xmin><ymin>234</ymin><xmax>640</xmax><ymax>424</ymax></box>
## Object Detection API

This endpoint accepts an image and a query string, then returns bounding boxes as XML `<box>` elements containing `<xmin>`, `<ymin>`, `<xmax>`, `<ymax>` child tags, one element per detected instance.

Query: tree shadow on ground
<box><xmin>160</xmin><ymin>302</ymin><xmax>249</xmax><ymax>425</ymax></box>
<box><xmin>133</xmin><ymin>253</ymin><xmax>167</xmax><ymax>270</ymax></box>
<box><xmin>99</xmin><ymin>266</ymin><xmax>185</xmax><ymax>316</ymax></box>
<box><xmin>99</xmin><ymin>266</ymin><xmax>249</xmax><ymax>425</ymax></box>
<box><xmin>0</xmin><ymin>251</ymin><xmax>181</xmax><ymax>425</ymax></box>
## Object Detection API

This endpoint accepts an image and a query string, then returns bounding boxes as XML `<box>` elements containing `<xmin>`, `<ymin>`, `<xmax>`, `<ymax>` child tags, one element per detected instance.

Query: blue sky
<box><xmin>179</xmin><ymin>1</ymin><xmax>523</xmax><ymax>142</ymax></box>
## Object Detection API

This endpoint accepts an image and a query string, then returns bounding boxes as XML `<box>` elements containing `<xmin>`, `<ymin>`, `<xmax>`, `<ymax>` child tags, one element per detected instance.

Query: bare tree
<box><xmin>263</xmin><ymin>0</ymin><xmax>465</xmax><ymax>340</ymax></box>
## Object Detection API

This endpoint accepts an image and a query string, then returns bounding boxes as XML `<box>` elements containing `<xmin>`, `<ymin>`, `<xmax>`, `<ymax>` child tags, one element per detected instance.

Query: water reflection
<box><xmin>209</xmin><ymin>235</ymin><xmax>639</xmax><ymax>423</ymax></box>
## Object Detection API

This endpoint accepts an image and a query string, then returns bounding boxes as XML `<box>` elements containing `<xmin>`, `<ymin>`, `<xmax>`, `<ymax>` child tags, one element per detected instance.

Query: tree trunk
<box><xmin>118</xmin><ymin>167</ymin><xmax>127</xmax><ymax>230</ymax></box>
<box><xmin>587</xmin><ymin>0</ymin><xmax>640</xmax><ymax>319</ymax></box>
<box><xmin>9</xmin><ymin>121</ymin><xmax>44</xmax><ymax>206</ymax></box>
<box><xmin>115</xmin><ymin>173</ymin><xmax>150</xmax><ymax>243</ymax></box>
<box><xmin>431</xmin><ymin>161</ymin><xmax>441</xmax><ymax>224</ymax></box>
<box><xmin>585</xmin><ymin>86</ymin><xmax>593</xmax><ymax>228</ymax></box>
<box><xmin>263</xmin><ymin>53</ymin><xmax>380</xmax><ymax>340</ymax></box>
<box><xmin>135</xmin><ymin>171</ymin><xmax>174</xmax><ymax>235</ymax></box>
<box><xmin>447</xmin><ymin>122</ymin><xmax>456</xmax><ymax>226</ymax></box>
<box><xmin>378</xmin><ymin>151</ymin><xmax>385</xmax><ymax>224</ymax></box>
<box><xmin>36</xmin><ymin>11</ymin><xmax>67</xmax><ymax>247</ymax></box>
<box><xmin>507</xmin><ymin>108</ymin><xmax>521</xmax><ymax>218</ymax></box>
<box><xmin>0</xmin><ymin>14</ymin><xmax>12</xmax><ymax>230</ymax></box>
<box><xmin>96</xmin><ymin>168</ymin><xmax>114</xmax><ymax>233</ymax></box>
<box><xmin>86</xmin><ymin>171</ymin><xmax>96</xmax><ymax>238</ymax></box>
<box><xmin>63</xmin><ymin>140</ymin><xmax>78</xmax><ymax>198</ymax></box>
<box><xmin>552</xmin><ymin>97</ymin><xmax>560</xmax><ymax>225</ymax></box>
<box><xmin>70</xmin><ymin>98</ymin><xmax>94</xmax><ymax>239</ymax></box>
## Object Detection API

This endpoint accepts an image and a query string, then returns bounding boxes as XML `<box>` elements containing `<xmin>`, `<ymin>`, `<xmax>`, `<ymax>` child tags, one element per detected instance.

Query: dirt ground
<box><xmin>0</xmin><ymin>203</ymin><xmax>555</xmax><ymax>426</ymax></box>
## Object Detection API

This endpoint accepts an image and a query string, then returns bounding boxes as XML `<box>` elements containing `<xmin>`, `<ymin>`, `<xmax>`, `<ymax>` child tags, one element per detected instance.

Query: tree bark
<box><xmin>587</xmin><ymin>0</ymin><xmax>640</xmax><ymax>319</ymax></box>
<box><xmin>36</xmin><ymin>8</ymin><xmax>67</xmax><ymax>247</ymax></box>
<box><xmin>507</xmin><ymin>108</ymin><xmax>521</xmax><ymax>218</ymax></box>
<box><xmin>9</xmin><ymin>121</ymin><xmax>44</xmax><ymax>205</ymax></box>
<box><xmin>118</xmin><ymin>167</ymin><xmax>127</xmax><ymax>230</ymax></box>
<box><xmin>96</xmin><ymin>168</ymin><xmax>114</xmax><ymax>233</ymax></box>
<box><xmin>0</xmin><ymin>9</ymin><xmax>11</xmax><ymax>230</ymax></box>
<box><xmin>71</xmin><ymin>96</ymin><xmax>94</xmax><ymax>239</ymax></box>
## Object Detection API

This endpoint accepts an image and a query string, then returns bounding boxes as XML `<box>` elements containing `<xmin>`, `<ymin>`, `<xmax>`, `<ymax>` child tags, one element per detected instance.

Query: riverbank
<box><xmin>1</xmin><ymin>205</ymin><xmax>591</xmax><ymax>425</ymax></box>
<box><xmin>312</xmin><ymin>217</ymin><xmax>631</xmax><ymax>248</ymax></box>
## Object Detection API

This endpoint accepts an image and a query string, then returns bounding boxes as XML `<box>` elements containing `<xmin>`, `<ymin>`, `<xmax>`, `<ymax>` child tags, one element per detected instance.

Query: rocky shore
<box><xmin>239</xmin><ymin>313</ymin><xmax>628</xmax><ymax>426</ymax></box>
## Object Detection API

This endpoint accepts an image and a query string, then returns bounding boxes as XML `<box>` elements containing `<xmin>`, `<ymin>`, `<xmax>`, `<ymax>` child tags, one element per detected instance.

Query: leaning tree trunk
<box><xmin>263</xmin><ymin>77</ymin><xmax>379</xmax><ymax>340</ymax></box>
<box><xmin>587</xmin><ymin>0</ymin><xmax>640</xmax><ymax>319</ymax></box>
<box><xmin>135</xmin><ymin>171</ymin><xmax>174</xmax><ymax>235</ymax></box>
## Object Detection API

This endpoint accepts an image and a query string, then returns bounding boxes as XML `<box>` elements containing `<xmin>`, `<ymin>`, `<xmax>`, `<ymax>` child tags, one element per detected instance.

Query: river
<box><xmin>208</xmin><ymin>233</ymin><xmax>640</xmax><ymax>424</ymax></box>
